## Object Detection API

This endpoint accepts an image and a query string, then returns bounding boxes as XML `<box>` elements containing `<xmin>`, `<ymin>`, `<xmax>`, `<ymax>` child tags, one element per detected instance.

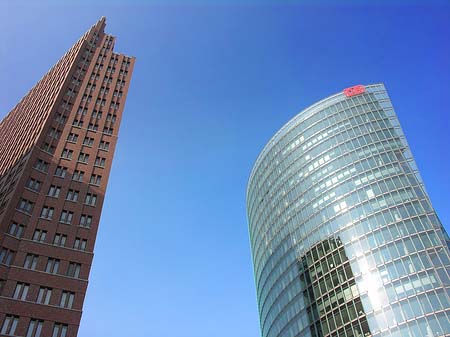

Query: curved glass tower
<box><xmin>247</xmin><ymin>84</ymin><xmax>450</xmax><ymax>337</ymax></box>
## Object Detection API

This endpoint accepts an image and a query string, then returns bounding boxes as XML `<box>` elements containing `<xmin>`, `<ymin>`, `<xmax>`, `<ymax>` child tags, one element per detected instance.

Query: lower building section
<box><xmin>298</xmin><ymin>237</ymin><xmax>371</xmax><ymax>337</ymax></box>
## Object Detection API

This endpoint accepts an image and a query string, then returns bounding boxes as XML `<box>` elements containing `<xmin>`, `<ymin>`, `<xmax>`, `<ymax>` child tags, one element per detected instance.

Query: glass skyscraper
<box><xmin>246</xmin><ymin>84</ymin><xmax>450</xmax><ymax>337</ymax></box>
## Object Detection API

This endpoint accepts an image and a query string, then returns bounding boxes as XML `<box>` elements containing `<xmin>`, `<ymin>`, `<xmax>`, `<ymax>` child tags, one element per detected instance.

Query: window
<box><xmin>67</xmin><ymin>133</ymin><xmax>78</xmax><ymax>143</ymax></box>
<box><xmin>77</xmin><ymin>107</ymin><xmax>87</xmax><ymax>115</ymax></box>
<box><xmin>49</xmin><ymin>127</ymin><xmax>61</xmax><ymax>139</ymax></box>
<box><xmin>0</xmin><ymin>315</ymin><xmax>19</xmax><ymax>335</ymax></box>
<box><xmin>26</xmin><ymin>178</ymin><xmax>41</xmax><ymax>192</ymax></box>
<box><xmin>72</xmin><ymin>170</ymin><xmax>85</xmax><ymax>182</ymax></box>
<box><xmin>41</xmin><ymin>142</ymin><xmax>55</xmax><ymax>154</ymax></box>
<box><xmin>106</xmin><ymin>113</ymin><xmax>117</xmax><ymax>123</ymax></box>
<box><xmin>33</xmin><ymin>229</ymin><xmax>47</xmax><ymax>243</ymax></box>
<box><xmin>55</xmin><ymin>166</ymin><xmax>67</xmax><ymax>178</ymax></box>
<box><xmin>45</xmin><ymin>258</ymin><xmax>60</xmax><ymax>274</ymax></box>
<box><xmin>103</xmin><ymin>126</ymin><xmax>113</xmax><ymax>135</ymax></box>
<box><xmin>40</xmin><ymin>206</ymin><xmax>54</xmax><ymax>220</ymax></box>
<box><xmin>13</xmin><ymin>282</ymin><xmax>29</xmax><ymax>300</ymax></box>
<box><xmin>72</xmin><ymin>119</ymin><xmax>83</xmax><ymax>127</ymax></box>
<box><xmin>74</xmin><ymin>238</ymin><xmax>87</xmax><ymax>251</ymax></box>
<box><xmin>92</xmin><ymin>110</ymin><xmax>103</xmax><ymax>119</ymax></box>
<box><xmin>67</xmin><ymin>262</ymin><xmax>81</xmax><ymax>278</ymax></box>
<box><xmin>34</xmin><ymin>159</ymin><xmax>49</xmax><ymax>172</ymax></box>
<box><xmin>18</xmin><ymin>198</ymin><xmax>34</xmax><ymax>214</ymax></box>
<box><xmin>55</xmin><ymin>113</ymin><xmax>67</xmax><ymax>124</ymax></box>
<box><xmin>66</xmin><ymin>189</ymin><xmax>79</xmax><ymax>202</ymax></box>
<box><xmin>8</xmin><ymin>223</ymin><xmax>25</xmax><ymax>238</ymax></box>
<box><xmin>83</xmin><ymin>137</ymin><xmax>94</xmax><ymax>146</ymax></box>
<box><xmin>99</xmin><ymin>140</ymin><xmax>110</xmax><ymax>151</ymax></box>
<box><xmin>53</xmin><ymin>233</ymin><xmax>67</xmax><ymax>247</ymax></box>
<box><xmin>52</xmin><ymin>323</ymin><xmax>68</xmax><ymax>337</ymax></box>
<box><xmin>48</xmin><ymin>185</ymin><xmax>61</xmax><ymax>197</ymax></box>
<box><xmin>90</xmin><ymin>174</ymin><xmax>102</xmax><ymax>186</ymax></box>
<box><xmin>24</xmin><ymin>254</ymin><xmax>38</xmax><ymax>270</ymax></box>
<box><xmin>36</xmin><ymin>287</ymin><xmax>52</xmax><ymax>305</ymax></box>
<box><xmin>59</xmin><ymin>210</ymin><xmax>73</xmax><ymax>224</ymax></box>
<box><xmin>87</xmin><ymin>123</ymin><xmax>98</xmax><ymax>131</ymax></box>
<box><xmin>78</xmin><ymin>152</ymin><xmax>89</xmax><ymax>164</ymax></box>
<box><xmin>61</xmin><ymin>149</ymin><xmax>73</xmax><ymax>160</ymax></box>
<box><xmin>95</xmin><ymin>156</ymin><xmax>106</xmax><ymax>167</ymax></box>
<box><xmin>60</xmin><ymin>291</ymin><xmax>75</xmax><ymax>309</ymax></box>
<box><xmin>0</xmin><ymin>248</ymin><xmax>15</xmax><ymax>266</ymax></box>
<box><xmin>26</xmin><ymin>319</ymin><xmax>43</xmax><ymax>337</ymax></box>
<box><xmin>80</xmin><ymin>215</ymin><xmax>92</xmax><ymax>228</ymax></box>
<box><xmin>85</xmin><ymin>193</ymin><xmax>97</xmax><ymax>206</ymax></box>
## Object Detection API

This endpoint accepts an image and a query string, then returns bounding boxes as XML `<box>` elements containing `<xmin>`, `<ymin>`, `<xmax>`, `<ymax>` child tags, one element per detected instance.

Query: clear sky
<box><xmin>1</xmin><ymin>1</ymin><xmax>449</xmax><ymax>337</ymax></box>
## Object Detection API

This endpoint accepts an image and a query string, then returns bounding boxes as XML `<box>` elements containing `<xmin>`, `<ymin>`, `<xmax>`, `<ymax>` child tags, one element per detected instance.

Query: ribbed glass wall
<box><xmin>246</xmin><ymin>84</ymin><xmax>450</xmax><ymax>337</ymax></box>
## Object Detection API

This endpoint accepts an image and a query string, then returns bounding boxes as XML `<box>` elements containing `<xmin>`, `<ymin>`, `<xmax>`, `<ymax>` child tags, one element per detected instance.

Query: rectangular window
<box><xmin>1</xmin><ymin>315</ymin><xmax>19</xmax><ymax>335</ymax></box>
<box><xmin>59</xmin><ymin>210</ymin><xmax>73</xmax><ymax>224</ymax></box>
<box><xmin>67</xmin><ymin>133</ymin><xmax>78</xmax><ymax>143</ymax></box>
<box><xmin>92</xmin><ymin>110</ymin><xmax>103</xmax><ymax>119</ymax></box>
<box><xmin>36</xmin><ymin>287</ymin><xmax>52</xmax><ymax>305</ymax></box>
<box><xmin>90</xmin><ymin>174</ymin><xmax>102</xmax><ymax>186</ymax></box>
<box><xmin>66</xmin><ymin>189</ymin><xmax>79</xmax><ymax>202</ymax></box>
<box><xmin>80</xmin><ymin>215</ymin><xmax>92</xmax><ymax>228</ymax></box>
<box><xmin>53</xmin><ymin>233</ymin><xmax>67</xmax><ymax>247</ymax></box>
<box><xmin>26</xmin><ymin>178</ymin><xmax>41</xmax><ymax>192</ymax></box>
<box><xmin>67</xmin><ymin>262</ymin><xmax>81</xmax><ymax>278</ymax></box>
<box><xmin>13</xmin><ymin>282</ymin><xmax>29</xmax><ymax>301</ymax></box>
<box><xmin>83</xmin><ymin>137</ymin><xmax>94</xmax><ymax>146</ymax></box>
<box><xmin>99</xmin><ymin>140</ymin><xmax>110</xmax><ymax>151</ymax></box>
<box><xmin>34</xmin><ymin>159</ymin><xmax>49</xmax><ymax>173</ymax></box>
<box><xmin>17</xmin><ymin>198</ymin><xmax>34</xmax><ymax>214</ymax></box>
<box><xmin>95</xmin><ymin>156</ymin><xmax>106</xmax><ymax>167</ymax></box>
<box><xmin>72</xmin><ymin>170</ymin><xmax>84</xmax><ymax>182</ymax></box>
<box><xmin>87</xmin><ymin>123</ymin><xmax>98</xmax><ymax>131</ymax></box>
<box><xmin>60</xmin><ymin>291</ymin><xmax>75</xmax><ymax>309</ymax></box>
<box><xmin>24</xmin><ymin>254</ymin><xmax>38</xmax><ymax>270</ymax></box>
<box><xmin>52</xmin><ymin>323</ymin><xmax>68</xmax><ymax>337</ymax></box>
<box><xmin>41</xmin><ymin>142</ymin><xmax>55</xmax><ymax>154</ymax></box>
<box><xmin>40</xmin><ymin>206</ymin><xmax>54</xmax><ymax>220</ymax></box>
<box><xmin>85</xmin><ymin>193</ymin><xmax>97</xmax><ymax>206</ymax></box>
<box><xmin>78</xmin><ymin>152</ymin><xmax>89</xmax><ymax>164</ymax></box>
<box><xmin>49</xmin><ymin>127</ymin><xmax>61</xmax><ymax>139</ymax></box>
<box><xmin>72</xmin><ymin>119</ymin><xmax>83</xmax><ymax>127</ymax></box>
<box><xmin>61</xmin><ymin>149</ymin><xmax>73</xmax><ymax>160</ymax></box>
<box><xmin>55</xmin><ymin>166</ymin><xmax>67</xmax><ymax>178</ymax></box>
<box><xmin>103</xmin><ymin>127</ymin><xmax>113</xmax><ymax>135</ymax></box>
<box><xmin>74</xmin><ymin>238</ymin><xmax>87</xmax><ymax>251</ymax></box>
<box><xmin>106</xmin><ymin>113</ymin><xmax>117</xmax><ymax>123</ymax></box>
<box><xmin>48</xmin><ymin>185</ymin><xmax>61</xmax><ymax>197</ymax></box>
<box><xmin>45</xmin><ymin>258</ymin><xmax>60</xmax><ymax>274</ymax></box>
<box><xmin>32</xmin><ymin>229</ymin><xmax>47</xmax><ymax>243</ymax></box>
<box><xmin>0</xmin><ymin>248</ymin><xmax>15</xmax><ymax>266</ymax></box>
<box><xmin>26</xmin><ymin>319</ymin><xmax>43</xmax><ymax>337</ymax></box>
<box><xmin>8</xmin><ymin>223</ymin><xmax>25</xmax><ymax>238</ymax></box>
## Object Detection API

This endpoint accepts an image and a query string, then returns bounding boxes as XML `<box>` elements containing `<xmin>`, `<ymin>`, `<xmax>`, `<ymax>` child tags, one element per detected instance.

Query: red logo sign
<box><xmin>343</xmin><ymin>85</ymin><xmax>365</xmax><ymax>97</ymax></box>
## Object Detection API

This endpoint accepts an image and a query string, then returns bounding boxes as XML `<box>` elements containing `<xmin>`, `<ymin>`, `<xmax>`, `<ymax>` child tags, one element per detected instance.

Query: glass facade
<box><xmin>246</xmin><ymin>84</ymin><xmax>450</xmax><ymax>337</ymax></box>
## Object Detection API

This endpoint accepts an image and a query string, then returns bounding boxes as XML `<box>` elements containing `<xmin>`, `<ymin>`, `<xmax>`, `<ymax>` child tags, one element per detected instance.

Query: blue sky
<box><xmin>1</xmin><ymin>1</ymin><xmax>449</xmax><ymax>337</ymax></box>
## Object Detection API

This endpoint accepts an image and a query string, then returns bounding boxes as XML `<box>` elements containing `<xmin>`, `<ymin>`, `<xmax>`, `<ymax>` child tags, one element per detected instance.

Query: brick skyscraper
<box><xmin>0</xmin><ymin>17</ymin><xmax>134</xmax><ymax>336</ymax></box>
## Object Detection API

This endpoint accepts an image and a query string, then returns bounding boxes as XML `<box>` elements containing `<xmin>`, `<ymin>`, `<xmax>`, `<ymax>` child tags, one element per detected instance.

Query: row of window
<box><xmin>31</xmin><ymin>229</ymin><xmax>87</xmax><ymax>250</ymax></box>
<box><xmin>62</xmin><ymin>148</ymin><xmax>106</xmax><ymax>167</ymax></box>
<box><xmin>33</xmin><ymin>158</ymin><xmax>103</xmax><ymax>184</ymax></box>
<box><xmin>1</xmin><ymin>316</ymin><xmax>67</xmax><ymax>337</ymax></box>
<box><xmin>7</xmin><ymin>223</ymin><xmax>88</xmax><ymax>251</ymax></box>
<box><xmin>18</xmin><ymin>198</ymin><xmax>94</xmax><ymax>224</ymax></box>
<box><xmin>23</xmin><ymin>254</ymin><xmax>82</xmax><ymax>278</ymax></box>
<box><xmin>72</xmin><ymin>118</ymin><xmax>114</xmax><ymax>134</ymax></box>
<box><xmin>12</xmin><ymin>282</ymin><xmax>75</xmax><ymax>309</ymax></box>
<box><xmin>1</xmin><ymin>249</ymin><xmax>82</xmax><ymax>278</ymax></box>
<box><xmin>26</xmin><ymin>182</ymin><xmax>98</xmax><ymax>205</ymax></box>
